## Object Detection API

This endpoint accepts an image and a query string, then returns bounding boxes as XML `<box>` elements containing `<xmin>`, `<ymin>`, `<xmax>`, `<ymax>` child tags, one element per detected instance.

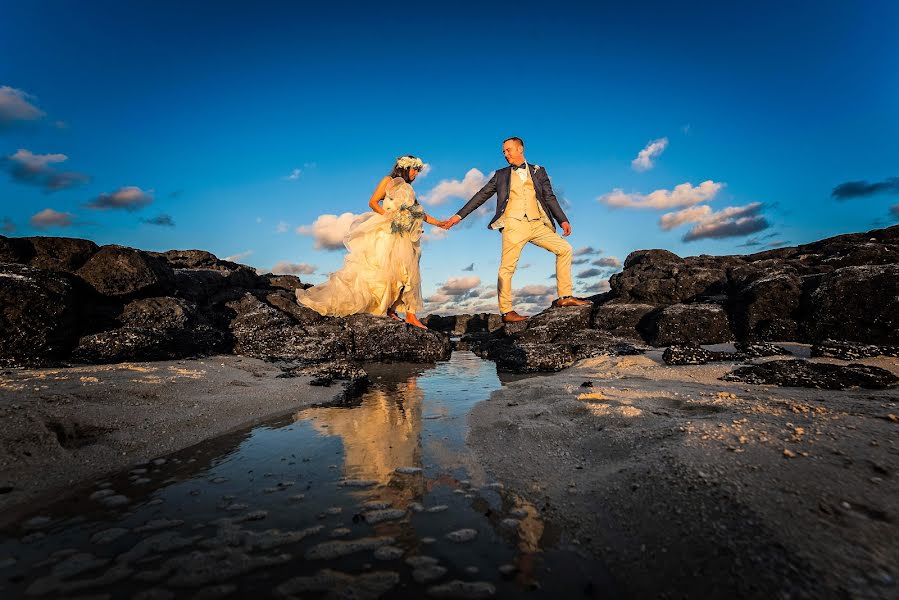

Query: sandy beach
<box><xmin>468</xmin><ymin>347</ymin><xmax>899</xmax><ymax>598</ymax></box>
<box><xmin>0</xmin><ymin>355</ymin><xmax>342</xmax><ymax>527</ymax></box>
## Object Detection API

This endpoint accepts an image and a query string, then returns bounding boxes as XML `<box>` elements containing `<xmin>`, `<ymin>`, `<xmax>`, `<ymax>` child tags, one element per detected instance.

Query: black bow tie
<box><xmin>511</xmin><ymin>163</ymin><xmax>527</xmax><ymax>170</ymax></box>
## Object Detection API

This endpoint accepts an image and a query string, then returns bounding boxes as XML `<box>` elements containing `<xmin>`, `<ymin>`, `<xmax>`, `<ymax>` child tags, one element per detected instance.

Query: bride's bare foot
<box><xmin>386</xmin><ymin>309</ymin><xmax>402</xmax><ymax>322</ymax></box>
<box><xmin>405</xmin><ymin>313</ymin><xmax>427</xmax><ymax>329</ymax></box>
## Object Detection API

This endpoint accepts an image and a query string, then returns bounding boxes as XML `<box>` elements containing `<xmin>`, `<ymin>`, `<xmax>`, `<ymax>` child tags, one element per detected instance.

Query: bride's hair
<box><xmin>390</xmin><ymin>155</ymin><xmax>424</xmax><ymax>183</ymax></box>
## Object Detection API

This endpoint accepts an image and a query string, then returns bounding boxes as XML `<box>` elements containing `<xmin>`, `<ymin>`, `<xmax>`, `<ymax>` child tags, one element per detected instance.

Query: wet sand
<box><xmin>468</xmin><ymin>347</ymin><xmax>899</xmax><ymax>599</ymax></box>
<box><xmin>0</xmin><ymin>355</ymin><xmax>341</xmax><ymax>526</ymax></box>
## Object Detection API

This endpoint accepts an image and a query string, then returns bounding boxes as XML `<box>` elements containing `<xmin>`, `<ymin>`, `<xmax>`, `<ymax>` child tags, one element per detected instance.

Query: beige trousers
<box><xmin>498</xmin><ymin>217</ymin><xmax>573</xmax><ymax>314</ymax></box>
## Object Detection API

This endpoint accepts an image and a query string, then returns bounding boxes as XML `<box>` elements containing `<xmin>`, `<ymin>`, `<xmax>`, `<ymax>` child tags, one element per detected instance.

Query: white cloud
<box><xmin>422</xmin><ymin>226</ymin><xmax>448</xmax><ymax>243</ymax></box>
<box><xmin>580</xmin><ymin>280</ymin><xmax>611</xmax><ymax>294</ymax></box>
<box><xmin>438</xmin><ymin>276</ymin><xmax>482</xmax><ymax>296</ymax></box>
<box><xmin>591</xmin><ymin>256</ymin><xmax>622</xmax><ymax>268</ymax></box>
<box><xmin>224</xmin><ymin>250</ymin><xmax>253</xmax><ymax>262</ymax></box>
<box><xmin>418</xmin><ymin>163</ymin><xmax>432</xmax><ymax>178</ymax></box>
<box><xmin>680</xmin><ymin>202</ymin><xmax>769</xmax><ymax>242</ymax></box>
<box><xmin>285</xmin><ymin>168</ymin><xmax>301</xmax><ymax>180</ymax></box>
<box><xmin>276</xmin><ymin>221</ymin><xmax>289</xmax><ymax>233</ymax></box>
<box><xmin>86</xmin><ymin>186</ymin><xmax>153</xmax><ymax>211</ymax></box>
<box><xmin>6</xmin><ymin>148</ymin><xmax>90</xmax><ymax>192</ymax></box>
<box><xmin>599</xmin><ymin>180</ymin><xmax>723</xmax><ymax>210</ymax></box>
<box><xmin>270</xmin><ymin>261</ymin><xmax>316</xmax><ymax>275</ymax></box>
<box><xmin>659</xmin><ymin>205</ymin><xmax>713</xmax><ymax>230</ymax></box>
<box><xmin>631</xmin><ymin>137</ymin><xmax>668</xmax><ymax>172</ymax></box>
<box><xmin>573</xmin><ymin>246</ymin><xmax>601</xmax><ymax>256</ymax></box>
<box><xmin>29</xmin><ymin>208</ymin><xmax>73</xmax><ymax>229</ymax></box>
<box><xmin>421</xmin><ymin>168</ymin><xmax>489</xmax><ymax>206</ymax></box>
<box><xmin>0</xmin><ymin>87</ymin><xmax>45</xmax><ymax>128</ymax></box>
<box><xmin>1</xmin><ymin>217</ymin><xmax>14</xmax><ymax>233</ymax></box>
<box><xmin>296</xmin><ymin>212</ymin><xmax>359</xmax><ymax>250</ymax></box>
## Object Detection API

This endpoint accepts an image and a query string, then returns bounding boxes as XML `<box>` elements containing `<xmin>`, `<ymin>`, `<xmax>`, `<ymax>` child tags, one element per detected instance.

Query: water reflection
<box><xmin>0</xmin><ymin>352</ymin><xmax>607</xmax><ymax>598</ymax></box>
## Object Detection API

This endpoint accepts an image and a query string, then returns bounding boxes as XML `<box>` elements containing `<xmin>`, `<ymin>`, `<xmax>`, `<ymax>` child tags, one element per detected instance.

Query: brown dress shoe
<box><xmin>553</xmin><ymin>296</ymin><xmax>591</xmax><ymax>307</ymax></box>
<box><xmin>501</xmin><ymin>310</ymin><xmax>528</xmax><ymax>323</ymax></box>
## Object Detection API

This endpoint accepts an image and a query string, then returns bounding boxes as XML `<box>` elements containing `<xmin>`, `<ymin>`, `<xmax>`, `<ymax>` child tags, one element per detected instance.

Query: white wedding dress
<box><xmin>296</xmin><ymin>177</ymin><xmax>425</xmax><ymax>316</ymax></box>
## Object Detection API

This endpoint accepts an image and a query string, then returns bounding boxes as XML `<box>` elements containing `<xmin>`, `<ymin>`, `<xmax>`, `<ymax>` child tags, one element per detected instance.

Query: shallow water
<box><xmin>0</xmin><ymin>352</ymin><xmax>610</xmax><ymax>599</ymax></box>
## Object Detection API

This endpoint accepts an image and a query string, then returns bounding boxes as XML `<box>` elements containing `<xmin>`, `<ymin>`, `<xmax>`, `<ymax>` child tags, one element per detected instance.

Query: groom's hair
<box><xmin>503</xmin><ymin>136</ymin><xmax>524</xmax><ymax>148</ymax></box>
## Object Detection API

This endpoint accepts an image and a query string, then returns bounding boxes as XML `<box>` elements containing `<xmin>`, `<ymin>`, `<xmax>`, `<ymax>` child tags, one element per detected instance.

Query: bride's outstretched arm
<box><xmin>367</xmin><ymin>176</ymin><xmax>392</xmax><ymax>215</ymax></box>
<box><xmin>423</xmin><ymin>214</ymin><xmax>445</xmax><ymax>227</ymax></box>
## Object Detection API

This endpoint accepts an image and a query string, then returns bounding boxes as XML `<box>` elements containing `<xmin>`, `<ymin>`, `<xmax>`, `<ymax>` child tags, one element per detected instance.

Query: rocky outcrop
<box><xmin>0</xmin><ymin>264</ymin><xmax>82</xmax><ymax>366</ymax></box>
<box><xmin>592</xmin><ymin>224</ymin><xmax>899</xmax><ymax>345</ymax></box>
<box><xmin>721</xmin><ymin>360</ymin><xmax>898</xmax><ymax>390</ymax></box>
<box><xmin>464</xmin><ymin>305</ymin><xmax>648</xmax><ymax>372</ymax></box>
<box><xmin>0</xmin><ymin>235</ymin><xmax>449</xmax><ymax>368</ymax></box>
<box><xmin>2</xmin><ymin>224</ymin><xmax>897</xmax><ymax>372</ymax></box>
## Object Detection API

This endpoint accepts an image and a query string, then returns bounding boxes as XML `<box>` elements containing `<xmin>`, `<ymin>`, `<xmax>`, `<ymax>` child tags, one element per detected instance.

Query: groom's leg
<box><xmin>529</xmin><ymin>222</ymin><xmax>573</xmax><ymax>298</ymax></box>
<box><xmin>498</xmin><ymin>219</ymin><xmax>531</xmax><ymax>313</ymax></box>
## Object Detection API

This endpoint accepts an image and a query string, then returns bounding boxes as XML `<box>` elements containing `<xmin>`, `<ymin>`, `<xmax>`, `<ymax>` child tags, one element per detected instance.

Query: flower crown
<box><xmin>395</xmin><ymin>156</ymin><xmax>424</xmax><ymax>170</ymax></box>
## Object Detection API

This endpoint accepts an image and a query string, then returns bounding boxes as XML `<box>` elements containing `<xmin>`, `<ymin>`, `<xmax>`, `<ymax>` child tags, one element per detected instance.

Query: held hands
<box><xmin>561</xmin><ymin>221</ymin><xmax>572</xmax><ymax>236</ymax></box>
<box><xmin>439</xmin><ymin>215</ymin><xmax>461</xmax><ymax>230</ymax></box>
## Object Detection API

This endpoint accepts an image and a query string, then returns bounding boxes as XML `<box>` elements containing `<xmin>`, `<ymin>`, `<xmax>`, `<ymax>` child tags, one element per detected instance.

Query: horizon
<box><xmin>2</xmin><ymin>1</ymin><xmax>898</xmax><ymax>315</ymax></box>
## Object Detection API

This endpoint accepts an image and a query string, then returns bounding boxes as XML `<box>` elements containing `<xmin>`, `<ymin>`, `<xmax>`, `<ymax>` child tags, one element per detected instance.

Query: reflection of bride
<box><xmin>296</xmin><ymin>155</ymin><xmax>445</xmax><ymax>329</ymax></box>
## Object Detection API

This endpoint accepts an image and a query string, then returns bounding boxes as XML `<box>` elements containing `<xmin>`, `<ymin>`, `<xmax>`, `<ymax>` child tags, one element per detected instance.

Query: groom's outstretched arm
<box><xmin>455</xmin><ymin>173</ymin><xmax>497</xmax><ymax>221</ymax></box>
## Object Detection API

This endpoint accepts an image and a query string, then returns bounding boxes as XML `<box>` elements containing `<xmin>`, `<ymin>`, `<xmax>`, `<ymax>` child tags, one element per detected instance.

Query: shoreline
<box><xmin>0</xmin><ymin>355</ymin><xmax>343</xmax><ymax>527</ymax></box>
<box><xmin>467</xmin><ymin>348</ymin><xmax>899</xmax><ymax>598</ymax></box>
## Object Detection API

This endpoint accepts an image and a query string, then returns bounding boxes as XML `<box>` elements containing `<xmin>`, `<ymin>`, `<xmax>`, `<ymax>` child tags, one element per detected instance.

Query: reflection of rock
<box><xmin>722</xmin><ymin>359</ymin><xmax>898</xmax><ymax>389</ymax></box>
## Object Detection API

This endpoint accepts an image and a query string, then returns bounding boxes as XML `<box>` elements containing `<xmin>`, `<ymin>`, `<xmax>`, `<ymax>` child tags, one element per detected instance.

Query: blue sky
<box><xmin>2</xmin><ymin>1</ymin><xmax>898</xmax><ymax>314</ymax></box>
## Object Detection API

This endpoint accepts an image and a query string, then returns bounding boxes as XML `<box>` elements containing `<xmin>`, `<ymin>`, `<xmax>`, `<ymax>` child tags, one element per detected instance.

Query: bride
<box><xmin>296</xmin><ymin>155</ymin><xmax>444</xmax><ymax>329</ymax></box>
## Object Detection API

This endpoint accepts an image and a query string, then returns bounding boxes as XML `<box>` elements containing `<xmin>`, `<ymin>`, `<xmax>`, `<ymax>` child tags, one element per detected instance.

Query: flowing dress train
<box><xmin>296</xmin><ymin>177</ymin><xmax>424</xmax><ymax>316</ymax></box>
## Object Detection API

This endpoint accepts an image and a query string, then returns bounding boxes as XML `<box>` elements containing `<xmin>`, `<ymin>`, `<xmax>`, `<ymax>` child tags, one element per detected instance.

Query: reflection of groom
<box><xmin>444</xmin><ymin>137</ymin><xmax>589</xmax><ymax>323</ymax></box>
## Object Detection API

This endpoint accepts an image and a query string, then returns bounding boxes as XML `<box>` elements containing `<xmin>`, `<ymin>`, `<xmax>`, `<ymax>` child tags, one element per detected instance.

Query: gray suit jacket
<box><xmin>455</xmin><ymin>163</ymin><xmax>568</xmax><ymax>230</ymax></box>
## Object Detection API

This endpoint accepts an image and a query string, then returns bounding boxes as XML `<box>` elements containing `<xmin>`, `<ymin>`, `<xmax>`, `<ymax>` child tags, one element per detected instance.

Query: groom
<box><xmin>444</xmin><ymin>137</ymin><xmax>590</xmax><ymax>323</ymax></box>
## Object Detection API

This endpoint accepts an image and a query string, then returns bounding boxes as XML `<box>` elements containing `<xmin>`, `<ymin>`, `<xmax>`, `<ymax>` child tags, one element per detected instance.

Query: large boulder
<box><xmin>224</xmin><ymin>293</ymin><xmax>450</xmax><ymax>363</ymax></box>
<box><xmin>591</xmin><ymin>302</ymin><xmax>656</xmax><ymax>339</ymax></box>
<box><xmin>71</xmin><ymin>297</ymin><xmax>226</xmax><ymax>363</ymax></box>
<box><xmin>0</xmin><ymin>235</ymin><xmax>99</xmax><ymax>272</ymax></box>
<box><xmin>641</xmin><ymin>303</ymin><xmax>733</xmax><ymax>346</ymax></box>
<box><xmin>728</xmin><ymin>272</ymin><xmax>802</xmax><ymax>341</ymax></box>
<box><xmin>722</xmin><ymin>359</ymin><xmax>898</xmax><ymax>390</ymax></box>
<box><xmin>76</xmin><ymin>245</ymin><xmax>176</xmax><ymax>298</ymax></box>
<box><xmin>802</xmin><ymin>264</ymin><xmax>899</xmax><ymax>344</ymax></box>
<box><xmin>343</xmin><ymin>314</ymin><xmax>452</xmax><ymax>362</ymax></box>
<box><xmin>611</xmin><ymin>251</ymin><xmax>736</xmax><ymax>304</ymax></box>
<box><xmin>423</xmin><ymin>313</ymin><xmax>503</xmax><ymax>335</ymax></box>
<box><xmin>0</xmin><ymin>263</ymin><xmax>80</xmax><ymax>366</ymax></box>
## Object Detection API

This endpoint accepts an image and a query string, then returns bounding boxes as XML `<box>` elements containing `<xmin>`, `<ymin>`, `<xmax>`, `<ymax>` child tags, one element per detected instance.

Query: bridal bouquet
<box><xmin>390</xmin><ymin>203</ymin><xmax>425</xmax><ymax>235</ymax></box>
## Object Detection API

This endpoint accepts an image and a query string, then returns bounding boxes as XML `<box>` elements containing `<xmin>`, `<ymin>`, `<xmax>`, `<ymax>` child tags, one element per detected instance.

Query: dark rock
<box><xmin>591</xmin><ymin>302</ymin><xmax>656</xmax><ymax>339</ymax></box>
<box><xmin>259</xmin><ymin>273</ymin><xmax>312</xmax><ymax>293</ymax></box>
<box><xmin>225</xmin><ymin>293</ymin><xmax>450</xmax><ymax>363</ymax></box>
<box><xmin>0</xmin><ymin>236</ymin><xmax>100</xmax><ymax>272</ymax></box>
<box><xmin>343</xmin><ymin>314</ymin><xmax>451</xmax><ymax>362</ymax></box>
<box><xmin>721</xmin><ymin>359</ymin><xmax>898</xmax><ymax>390</ymax></box>
<box><xmin>734</xmin><ymin>342</ymin><xmax>792</xmax><ymax>358</ymax></box>
<box><xmin>467</xmin><ymin>306</ymin><xmax>646</xmax><ymax>372</ymax></box>
<box><xmin>77</xmin><ymin>246</ymin><xmax>176</xmax><ymax>298</ymax></box>
<box><xmin>261</xmin><ymin>290</ymin><xmax>325</xmax><ymax>326</ymax></box>
<box><xmin>810</xmin><ymin>340</ymin><xmax>899</xmax><ymax>360</ymax></box>
<box><xmin>423</xmin><ymin>313</ymin><xmax>503</xmax><ymax>335</ymax></box>
<box><xmin>642</xmin><ymin>303</ymin><xmax>733</xmax><ymax>346</ymax></box>
<box><xmin>72</xmin><ymin>297</ymin><xmax>226</xmax><ymax>363</ymax></box>
<box><xmin>0</xmin><ymin>263</ymin><xmax>80</xmax><ymax>366</ymax></box>
<box><xmin>662</xmin><ymin>345</ymin><xmax>740</xmax><ymax>365</ymax></box>
<box><xmin>803</xmin><ymin>264</ymin><xmax>899</xmax><ymax>344</ymax></box>
<box><xmin>728</xmin><ymin>272</ymin><xmax>801</xmax><ymax>341</ymax></box>
<box><xmin>612</xmin><ymin>251</ymin><xmax>736</xmax><ymax>304</ymax></box>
